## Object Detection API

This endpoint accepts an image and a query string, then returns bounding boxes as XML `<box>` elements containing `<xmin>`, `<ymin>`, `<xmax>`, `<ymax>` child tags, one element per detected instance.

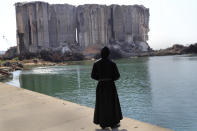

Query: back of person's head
<box><xmin>101</xmin><ymin>46</ymin><xmax>110</xmax><ymax>59</ymax></box>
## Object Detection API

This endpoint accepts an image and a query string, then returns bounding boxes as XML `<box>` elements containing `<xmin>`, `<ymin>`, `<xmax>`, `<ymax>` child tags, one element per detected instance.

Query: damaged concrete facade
<box><xmin>15</xmin><ymin>2</ymin><xmax>150</xmax><ymax>56</ymax></box>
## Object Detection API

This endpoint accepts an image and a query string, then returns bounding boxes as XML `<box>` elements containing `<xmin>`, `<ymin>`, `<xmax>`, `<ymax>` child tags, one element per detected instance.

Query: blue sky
<box><xmin>0</xmin><ymin>0</ymin><xmax>197</xmax><ymax>51</ymax></box>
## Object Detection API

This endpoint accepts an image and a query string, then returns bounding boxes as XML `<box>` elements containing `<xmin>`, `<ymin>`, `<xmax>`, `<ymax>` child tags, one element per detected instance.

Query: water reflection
<box><xmin>77</xmin><ymin>66</ymin><xmax>81</xmax><ymax>89</ymax></box>
<box><xmin>19</xmin><ymin>65</ymin><xmax>97</xmax><ymax>107</ymax></box>
<box><xmin>149</xmin><ymin>56</ymin><xmax>197</xmax><ymax>130</ymax></box>
<box><xmin>116</xmin><ymin>58</ymin><xmax>152</xmax><ymax>122</ymax></box>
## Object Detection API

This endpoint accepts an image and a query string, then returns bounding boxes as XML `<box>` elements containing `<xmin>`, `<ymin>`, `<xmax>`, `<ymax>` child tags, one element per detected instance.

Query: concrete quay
<box><xmin>0</xmin><ymin>82</ymin><xmax>173</xmax><ymax>131</ymax></box>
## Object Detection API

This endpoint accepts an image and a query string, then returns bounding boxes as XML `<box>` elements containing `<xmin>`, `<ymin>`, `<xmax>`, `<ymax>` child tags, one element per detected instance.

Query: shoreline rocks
<box><xmin>135</xmin><ymin>43</ymin><xmax>197</xmax><ymax>57</ymax></box>
<box><xmin>2</xmin><ymin>43</ymin><xmax>197</xmax><ymax>63</ymax></box>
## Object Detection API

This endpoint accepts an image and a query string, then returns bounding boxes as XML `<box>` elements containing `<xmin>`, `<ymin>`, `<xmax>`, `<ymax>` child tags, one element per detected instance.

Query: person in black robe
<box><xmin>91</xmin><ymin>46</ymin><xmax>123</xmax><ymax>129</ymax></box>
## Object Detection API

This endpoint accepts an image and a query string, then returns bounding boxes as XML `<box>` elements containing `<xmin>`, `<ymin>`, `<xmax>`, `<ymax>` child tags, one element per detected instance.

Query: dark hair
<box><xmin>101</xmin><ymin>46</ymin><xmax>110</xmax><ymax>59</ymax></box>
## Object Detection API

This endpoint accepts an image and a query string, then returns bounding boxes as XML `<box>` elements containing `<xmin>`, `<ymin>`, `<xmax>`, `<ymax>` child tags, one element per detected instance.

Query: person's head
<box><xmin>101</xmin><ymin>46</ymin><xmax>110</xmax><ymax>59</ymax></box>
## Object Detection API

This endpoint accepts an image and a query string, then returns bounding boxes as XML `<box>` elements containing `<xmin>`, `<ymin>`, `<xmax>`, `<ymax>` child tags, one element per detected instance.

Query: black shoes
<box><xmin>110</xmin><ymin>123</ymin><xmax>120</xmax><ymax>129</ymax></box>
<box><xmin>100</xmin><ymin>126</ymin><xmax>107</xmax><ymax>129</ymax></box>
<box><xmin>100</xmin><ymin>123</ymin><xmax>120</xmax><ymax>129</ymax></box>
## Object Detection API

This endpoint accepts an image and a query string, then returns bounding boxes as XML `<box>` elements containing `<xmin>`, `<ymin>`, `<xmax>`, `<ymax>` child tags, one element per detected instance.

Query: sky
<box><xmin>0</xmin><ymin>0</ymin><xmax>197</xmax><ymax>51</ymax></box>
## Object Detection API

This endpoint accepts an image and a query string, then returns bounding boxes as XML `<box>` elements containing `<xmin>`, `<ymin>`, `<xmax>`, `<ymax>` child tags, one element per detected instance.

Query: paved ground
<box><xmin>0</xmin><ymin>82</ymin><xmax>173</xmax><ymax>131</ymax></box>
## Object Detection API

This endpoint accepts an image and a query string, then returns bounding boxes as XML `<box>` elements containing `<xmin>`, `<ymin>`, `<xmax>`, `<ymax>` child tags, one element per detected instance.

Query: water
<box><xmin>3</xmin><ymin>55</ymin><xmax>197</xmax><ymax>131</ymax></box>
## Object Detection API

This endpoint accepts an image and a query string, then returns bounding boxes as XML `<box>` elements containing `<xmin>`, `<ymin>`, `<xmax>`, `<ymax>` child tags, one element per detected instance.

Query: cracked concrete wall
<box><xmin>111</xmin><ymin>5</ymin><xmax>149</xmax><ymax>43</ymax></box>
<box><xmin>48</xmin><ymin>4</ymin><xmax>77</xmax><ymax>48</ymax></box>
<box><xmin>76</xmin><ymin>5</ymin><xmax>111</xmax><ymax>49</ymax></box>
<box><xmin>16</xmin><ymin>2</ymin><xmax>50</xmax><ymax>53</ymax></box>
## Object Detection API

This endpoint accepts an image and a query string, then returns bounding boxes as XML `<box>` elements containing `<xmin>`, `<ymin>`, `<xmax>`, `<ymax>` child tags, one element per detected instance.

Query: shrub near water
<box><xmin>0</xmin><ymin>59</ymin><xmax>3</xmax><ymax>65</ymax></box>
<box><xmin>184</xmin><ymin>43</ymin><xmax>197</xmax><ymax>53</ymax></box>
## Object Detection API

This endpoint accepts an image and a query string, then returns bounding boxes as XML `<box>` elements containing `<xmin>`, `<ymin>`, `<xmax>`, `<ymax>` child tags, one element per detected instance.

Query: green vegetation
<box><xmin>13</xmin><ymin>57</ymin><xmax>19</xmax><ymax>61</ymax></box>
<box><xmin>0</xmin><ymin>57</ymin><xmax>20</xmax><ymax>66</ymax></box>
<box><xmin>0</xmin><ymin>59</ymin><xmax>3</xmax><ymax>65</ymax></box>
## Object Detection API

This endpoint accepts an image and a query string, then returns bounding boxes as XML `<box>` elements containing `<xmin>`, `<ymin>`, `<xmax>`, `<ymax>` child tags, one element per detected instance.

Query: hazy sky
<box><xmin>0</xmin><ymin>0</ymin><xmax>197</xmax><ymax>51</ymax></box>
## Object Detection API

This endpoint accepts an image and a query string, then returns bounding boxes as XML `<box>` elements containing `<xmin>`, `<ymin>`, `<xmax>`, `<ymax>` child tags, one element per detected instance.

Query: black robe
<box><xmin>91</xmin><ymin>58</ymin><xmax>123</xmax><ymax>127</ymax></box>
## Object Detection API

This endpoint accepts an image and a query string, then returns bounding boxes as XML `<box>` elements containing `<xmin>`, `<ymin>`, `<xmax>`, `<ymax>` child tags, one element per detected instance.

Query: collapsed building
<box><xmin>15</xmin><ymin>2</ymin><xmax>150</xmax><ymax>58</ymax></box>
